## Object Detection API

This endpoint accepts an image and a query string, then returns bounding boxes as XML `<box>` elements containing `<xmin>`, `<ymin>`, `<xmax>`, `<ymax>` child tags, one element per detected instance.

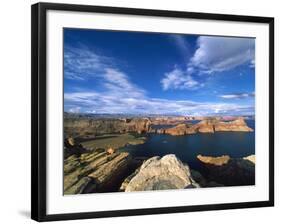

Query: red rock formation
<box><xmin>165</xmin><ymin>123</ymin><xmax>195</xmax><ymax>136</ymax></box>
<box><xmin>214</xmin><ymin>117</ymin><xmax>253</xmax><ymax>132</ymax></box>
<box><xmin>191</xmin><ymin>120</ymin><xmax>215</xmax><ymax>133</ymax></box>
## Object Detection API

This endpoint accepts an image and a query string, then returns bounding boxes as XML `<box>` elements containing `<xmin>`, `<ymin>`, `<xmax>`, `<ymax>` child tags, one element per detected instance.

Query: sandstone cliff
<box><xmin>214</xmin><ymin>117</ymin><xmax>253</xmax><ymax>132</ymax></box>
<box><xmin>163</xmin><ymin>118</ymin><xmax>253</xmax><ymax>136</ymax></box>
<box><xmin>190</xmin><ymin>120</ymin><xmax>215</xmax><ymax>133</ymax></box>
<box><xmin>64</xmin><ymin>117</ymin><xmax>152</xmax><ymax>137</ymax></box>
<box><xmin>164</xmin><ymin>123</ymin><xmax>195</xmax><ymax>136</ymax></box>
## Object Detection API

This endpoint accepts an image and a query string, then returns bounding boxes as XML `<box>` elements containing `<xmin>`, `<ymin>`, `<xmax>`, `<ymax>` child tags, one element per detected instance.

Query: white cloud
<box><xmin>103</xmin><ymin>68</ymin><xmax>146</xmax><ymax>98</ymax></box>
<box><xmin>68</xmin><ymin>106</ymin><xmax>81</xmax><ymax>113</ymax></box>
<box><xmin>161</xmin><ymin>68</ymin><xmax>199</xmax><ymax>90</ymax></box>
<box><xmin>161</xmin><ymin>36</ymin><xmax>255</xmax><ymax>91</ymax></box>
<box><xmin>64</xmin><ymin>39</ymin><xmax>255</xmax><ymax>115</ymax></box>
<box><xmin>219</xmin><ymin>92</ymin><xmax>255</xmax><ymax>99</ymax></box>
<box><xmin>189</xmin><ymin>36</ymin><xmax>255</xmax><ymax>74</ymax></box>
<box><xmin>65</xmin><ymin>89</ymin><xmax>254</xmax><ymax>115</ymax></box>
<box><xmin>249</xmin><ymin>59</ymin><xmax>255</xmax><ymax>68</ymax></box>
<box><xmin>64</xmin><ymin>45</ymin><xmax>113</xmax><ymax>80</ymax></box>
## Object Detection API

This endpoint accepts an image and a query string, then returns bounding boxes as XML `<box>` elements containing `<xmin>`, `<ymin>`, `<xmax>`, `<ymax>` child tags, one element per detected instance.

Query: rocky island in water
<box><xmin>63</xmin><ymin>114</ymin><xmax>255</xmax><ymax>195</ymax></box>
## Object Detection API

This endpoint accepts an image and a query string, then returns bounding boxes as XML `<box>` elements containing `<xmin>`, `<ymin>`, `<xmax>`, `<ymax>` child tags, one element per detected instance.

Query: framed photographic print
<box><xmin>31</xmin><ymin>2</ymin><xmax>274</xmax><ymax>222</ymax></box>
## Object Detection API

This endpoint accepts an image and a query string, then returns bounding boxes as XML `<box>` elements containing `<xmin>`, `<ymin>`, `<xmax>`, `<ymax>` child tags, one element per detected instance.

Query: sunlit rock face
<box><xmin>197</xmin><ymin>154</ymin><xmax>230</xmax><ymax>166</ymax></box>
<box><xmin>161</xmin><ymin>118</ymin><xmax>253</xmax><ymax>136</ymax></box>
<box><xmin>164</xmin><ymin>123</ymin><xmax>195</xmax><ymax>136</ymax></box>
<box><xmin>123</xmin><ymin>154</ymin><xmax>200</xmax><ymax>192</ymax></box>
<box><xmin>214</xmin><ymin>117</ymin><xmax>253</xmax><ymax>132</ymax></box>
<box><xmin>243</xmin><ymin>154</ymin><xmax>255</xmax><ymax>164</ymax></box>
<box><xmin>190</xmin><ymin>118</ymin><xmax>253</xmax><ymax>133</ymax></box>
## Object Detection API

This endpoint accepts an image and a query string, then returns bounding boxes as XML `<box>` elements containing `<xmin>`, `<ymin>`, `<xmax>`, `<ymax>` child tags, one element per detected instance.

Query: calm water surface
<box><xmin>121</xmin><ymin>120</ymin><xmax>255</xmax><ymax>172</ymax></box>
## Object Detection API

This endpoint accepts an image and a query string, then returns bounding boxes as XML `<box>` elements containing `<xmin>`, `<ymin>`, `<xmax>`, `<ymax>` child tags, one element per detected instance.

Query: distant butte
<box><xmin>162</xmin><ymin>117</ymin><xmax>253</xmax><ymax>136</ymax></box>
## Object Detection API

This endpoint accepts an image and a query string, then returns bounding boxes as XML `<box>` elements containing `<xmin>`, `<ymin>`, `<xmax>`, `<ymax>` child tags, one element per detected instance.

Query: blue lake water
<box><xmin>121</xmin><ymin>120</ymin><xmax>255</xmax><ymax>172</ymax></box>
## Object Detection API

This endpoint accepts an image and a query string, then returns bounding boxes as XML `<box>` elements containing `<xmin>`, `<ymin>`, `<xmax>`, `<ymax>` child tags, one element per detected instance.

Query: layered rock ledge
<box><xmin>64</xmin><ymin>150</ymin><xmax>137</xmax><ymax>194</ymax></box>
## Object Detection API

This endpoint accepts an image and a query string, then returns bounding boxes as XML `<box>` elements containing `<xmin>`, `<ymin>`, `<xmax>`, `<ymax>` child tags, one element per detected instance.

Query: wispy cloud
<box><xmin>65</xmin><ymin>89</ymin><xmax>254</xmax><ymax>116</ymax></box>
<box><xmin>161</xmin><ymin>68</ymin><xmax>200</xmax><ymax>90</ymax></box>
<box><xmin>64</xmin><ymin>45</ymin><xmax>145</xmax><ymax>98</ymax></box>
<box><xmin>64</xmin><ymin>45</ymin><xmax>114</xmax><ymax>80</ymax></box>
<box><xmin>169</xmin><ymin>35</ymin><xmax>191</xmax><ymax>58</ymax></box>
<box><xmin>103</xmin><ymin>68</ymin><xmax>146</xmax><ymax>98</ymax></box>
<box><xmin>219</xmin><ymin>92</ymin><xmax>255</xmax><ymax>99</ymax></box>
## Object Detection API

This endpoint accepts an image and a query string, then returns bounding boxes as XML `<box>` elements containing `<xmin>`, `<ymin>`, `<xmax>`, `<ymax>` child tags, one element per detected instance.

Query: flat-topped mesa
<box><xmin>192</xmin><ymin>118</ymin><xmax>253</xmax><ymax>133</ymax></box>
<box><xmin>214</xmin><ymin>117</ymin><xmax>253</xmax><ymax>132</ymax></box>
<box><xmin>162</xmin><ymin>117</ymin><xmax>253</xmax><ymax>135</ymax></box>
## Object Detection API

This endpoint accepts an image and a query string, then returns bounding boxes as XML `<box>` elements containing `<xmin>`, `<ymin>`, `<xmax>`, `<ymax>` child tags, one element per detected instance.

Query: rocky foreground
<box><xmin>64</xmin><ymin>149</ymin><xmax>147</xmax><ymax>194</ymax></box>
<box><xmin>64</xmin><ymin>139</ymin><xmax>255</xmax><ymax>194</ymax></box>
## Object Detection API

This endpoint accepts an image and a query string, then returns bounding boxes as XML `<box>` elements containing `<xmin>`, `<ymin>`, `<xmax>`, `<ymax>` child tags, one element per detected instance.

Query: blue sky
<box><xmin>64</xmin><ymin>28</ymin><xmax>255</xmax><ymax>116</ymax></box>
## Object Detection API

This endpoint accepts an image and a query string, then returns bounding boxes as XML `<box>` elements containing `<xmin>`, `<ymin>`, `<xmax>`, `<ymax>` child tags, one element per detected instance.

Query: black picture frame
<box><xmin>31</xmin><ymin>2</ymin><xmax>274</xmax><ymax>222</ymax></box>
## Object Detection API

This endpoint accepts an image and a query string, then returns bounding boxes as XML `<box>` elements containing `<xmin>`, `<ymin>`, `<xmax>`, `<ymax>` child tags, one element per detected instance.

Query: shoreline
<box><xmin>63</xmin><ymin>117</ymin><xmax>255</xmax><ymax>195</ymax></box>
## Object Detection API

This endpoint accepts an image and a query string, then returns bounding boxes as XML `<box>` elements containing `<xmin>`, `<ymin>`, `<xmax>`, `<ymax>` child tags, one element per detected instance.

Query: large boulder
<box><xmin>123</xmin><ymin>154</ymin><xmax>199</xmax><ymax>192</ymax></box>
